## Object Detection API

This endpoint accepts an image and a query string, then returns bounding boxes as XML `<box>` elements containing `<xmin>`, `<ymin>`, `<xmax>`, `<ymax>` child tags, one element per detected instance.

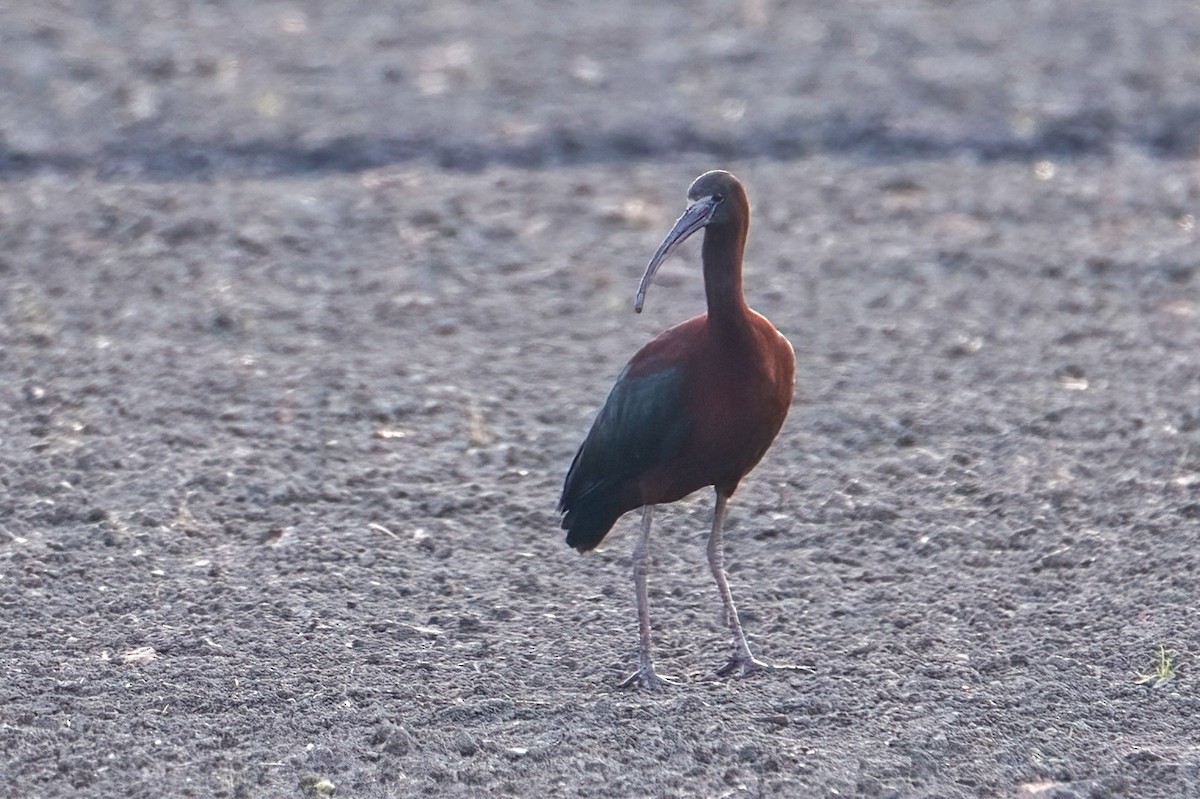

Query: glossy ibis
<box><xmin>559</xmin><ymin>170</ymin><xmax>796</xmax><ymax>688</ymax></box>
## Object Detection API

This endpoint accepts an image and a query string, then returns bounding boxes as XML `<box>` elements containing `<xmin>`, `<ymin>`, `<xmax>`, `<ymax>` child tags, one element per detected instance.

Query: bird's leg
<box><xmin>708</xmin><ymin>492</ymin><xmax>801</xmax><ymax>678</ymax></box>
<box><xmin>619</xmin><ymin>505</ymin><xmax>675</xmax><ymax>689</ymax></box>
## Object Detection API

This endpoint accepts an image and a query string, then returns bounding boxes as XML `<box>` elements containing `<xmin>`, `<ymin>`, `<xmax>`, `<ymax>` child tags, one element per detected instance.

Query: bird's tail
<box><xmin>560</xmin><ymin>493</ymin><xmax>625</xmax><ymax>552</ymax></box>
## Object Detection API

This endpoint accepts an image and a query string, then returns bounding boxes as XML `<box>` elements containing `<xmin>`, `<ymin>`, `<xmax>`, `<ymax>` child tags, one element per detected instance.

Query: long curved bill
<box><xmin>634</xmin><ymin>196</ymin><xmax>719</xmax><ymax>313</ymax></box>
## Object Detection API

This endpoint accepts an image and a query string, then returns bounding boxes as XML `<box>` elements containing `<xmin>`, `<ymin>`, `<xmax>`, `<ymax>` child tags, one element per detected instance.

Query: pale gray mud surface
<box><xmin>2</xmin><ymin>2</ymin><xmax>1200</xmax><ymax>797</ymax></box>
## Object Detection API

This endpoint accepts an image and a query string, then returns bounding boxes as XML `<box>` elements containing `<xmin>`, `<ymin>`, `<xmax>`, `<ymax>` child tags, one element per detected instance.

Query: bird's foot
<box><xmin>619</xmin><ymin>664</ymin><xmax>678</xmax><ymax>690</ymax></box>
<box><xmin>715</xmin><ymin>655</ymin><xmax>813</xmax><ymax>679</ymax></box>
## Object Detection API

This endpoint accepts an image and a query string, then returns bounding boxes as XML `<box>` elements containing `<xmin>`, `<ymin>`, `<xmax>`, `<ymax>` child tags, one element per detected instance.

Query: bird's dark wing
<box><xmin>559</xmin><ymin>364</ymin><xmax>690</xmax><ymax>551</ymax></box>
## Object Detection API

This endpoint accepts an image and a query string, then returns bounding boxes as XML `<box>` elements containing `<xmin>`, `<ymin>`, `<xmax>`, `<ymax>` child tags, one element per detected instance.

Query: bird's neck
<box><xmin>702</xmin><ymin>224</ymin><xmax>750</xmax><ymax>332</ymax></box>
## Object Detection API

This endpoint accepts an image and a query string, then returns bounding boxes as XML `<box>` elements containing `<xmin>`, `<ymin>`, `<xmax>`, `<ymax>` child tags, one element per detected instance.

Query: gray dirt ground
<box><xmin>2</xmin><ymin>2</ymin><xmax>1200</xmax><ymax>797</ymax></box>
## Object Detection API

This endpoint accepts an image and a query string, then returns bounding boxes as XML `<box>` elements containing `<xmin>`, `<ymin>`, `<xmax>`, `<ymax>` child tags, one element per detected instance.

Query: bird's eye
<box><xmin>713</xmin><ymin>193</ymin><xmax>725</xmax><ymax>203</ymax></box>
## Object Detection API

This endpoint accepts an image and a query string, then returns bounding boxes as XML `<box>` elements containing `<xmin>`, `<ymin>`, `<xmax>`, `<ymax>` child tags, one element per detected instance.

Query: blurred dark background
<box><xmin>3</xmin><ymin>1</ymin><xmax>1199</xmax><ymax>180</ymax></box>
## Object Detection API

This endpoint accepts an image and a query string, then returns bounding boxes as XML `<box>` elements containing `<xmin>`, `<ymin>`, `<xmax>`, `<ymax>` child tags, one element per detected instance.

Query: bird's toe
<box><xmin>619</xmin><ymin>666</ymin><xmax>678</xmax><ymax>690</ymax></box>
<box><xmin>715</xmin><ymin>655</ymin><xmax>765</xmax><ymax>678</ymax></box>
<box><xmin>716</xmin><ymin>656</ymin><xmax>812</xmax><ymax>679</ymax></box>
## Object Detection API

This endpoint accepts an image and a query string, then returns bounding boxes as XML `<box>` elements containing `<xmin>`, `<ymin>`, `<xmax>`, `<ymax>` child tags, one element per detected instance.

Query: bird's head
<box><xmin>635</xmin><ymin>170</ymin><xmax>748</xmax><ymax>313</ymax></box>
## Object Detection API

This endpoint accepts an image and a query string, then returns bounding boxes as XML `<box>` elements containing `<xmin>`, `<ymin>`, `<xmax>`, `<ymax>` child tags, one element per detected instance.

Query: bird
<box><xmin>559</xmin><ymin>170</ymin><xmax>796</xmax><ymax>688</ymax></box>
